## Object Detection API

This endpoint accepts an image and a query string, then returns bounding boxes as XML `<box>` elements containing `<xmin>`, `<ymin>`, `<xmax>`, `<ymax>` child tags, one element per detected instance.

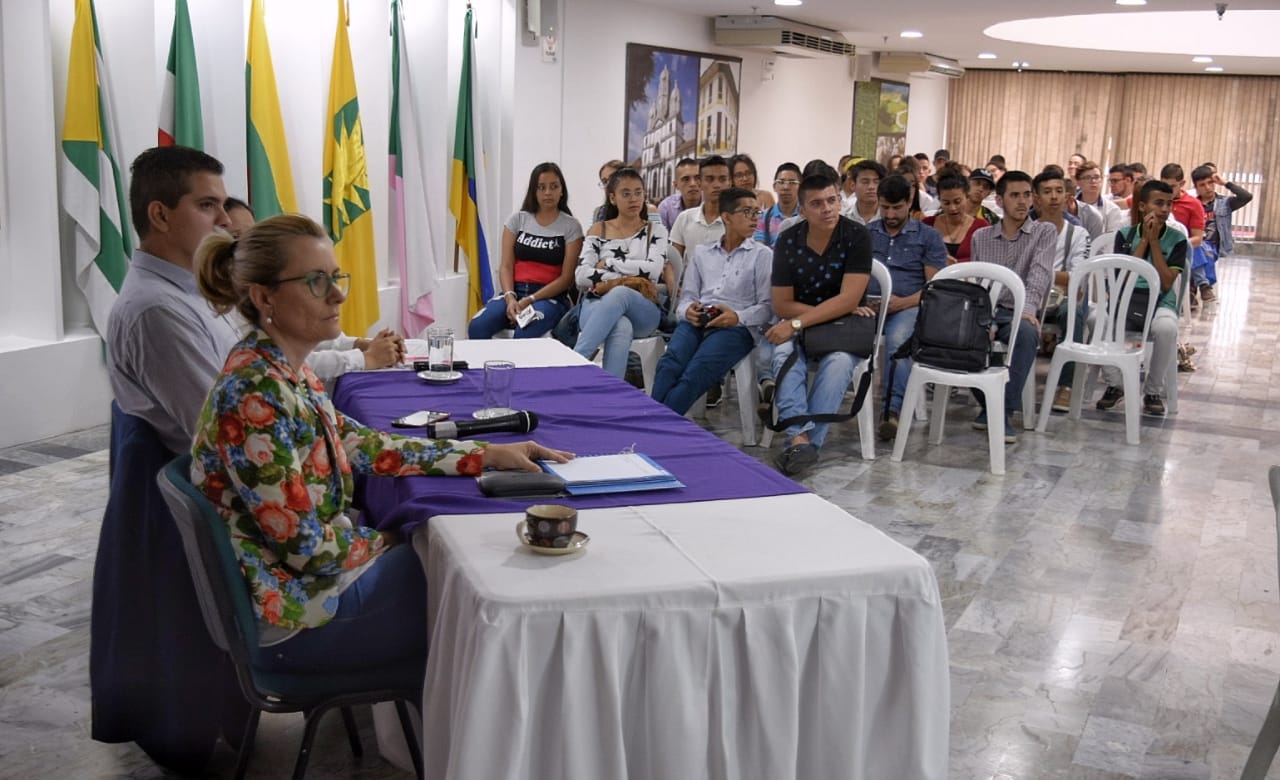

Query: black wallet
<box><xmin>476</xmin><ymin>471</ymin><xmax>567</xmax><ymax>498</ymax></box>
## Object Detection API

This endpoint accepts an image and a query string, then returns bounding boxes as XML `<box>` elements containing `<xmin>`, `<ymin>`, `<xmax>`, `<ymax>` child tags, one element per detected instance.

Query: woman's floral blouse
<box><xmin>191</xmin><ymin>329</ymin><xmax>485</xmax><ymax>632</ymax></box>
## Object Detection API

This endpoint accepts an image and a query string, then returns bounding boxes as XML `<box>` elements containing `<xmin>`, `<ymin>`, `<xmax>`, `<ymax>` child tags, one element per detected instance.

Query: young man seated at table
<box><xmin>651</xmin><ymin>188</ymin><xmax>773</xmax><ymax>414</ymax></box>
<box><xmin>766</xmin><ymin>174</ymin><xmax>873</xmax><ymax>477</ymax></box>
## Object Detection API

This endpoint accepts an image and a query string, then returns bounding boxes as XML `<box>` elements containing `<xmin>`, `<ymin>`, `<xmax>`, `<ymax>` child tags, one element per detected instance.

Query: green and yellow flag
<box><xmin>61</xmin><ymin>0</ymin><xmax>132</xmax><ymax>337</ymax></box>
<box><xmin>324</xmin><ymin>0</ymin><xmax>377</xmax><ymax>335</ymax></box>
<box><xmin>449</xmin><ymin>7</ymin><xmax>493</xmax><ymax>317</ymax></box>
<box><xmin>246</xmin><ymin>0</ymin><xmax>296</xmax><ymax>218</ymax></box>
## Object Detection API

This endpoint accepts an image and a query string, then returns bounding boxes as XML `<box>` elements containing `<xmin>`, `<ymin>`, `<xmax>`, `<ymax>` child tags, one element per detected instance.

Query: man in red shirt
<box><xmin>1160</xmin><ymin>163</ymin><xmax>1207</xmax><ymax>305</ymax></box>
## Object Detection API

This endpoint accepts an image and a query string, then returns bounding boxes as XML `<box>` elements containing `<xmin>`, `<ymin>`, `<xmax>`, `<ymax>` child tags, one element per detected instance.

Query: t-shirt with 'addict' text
<box><xmin>506</xmin><ymin>210</ymin><xmax>584</xmax><ymax>286</ymax></box>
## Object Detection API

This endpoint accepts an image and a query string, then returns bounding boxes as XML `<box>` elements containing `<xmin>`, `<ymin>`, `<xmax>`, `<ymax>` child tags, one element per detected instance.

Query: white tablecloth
<box><xmin>408</xmin><ymin>492</ymin><xmax>949</xmax><ymax>779</ymax></box>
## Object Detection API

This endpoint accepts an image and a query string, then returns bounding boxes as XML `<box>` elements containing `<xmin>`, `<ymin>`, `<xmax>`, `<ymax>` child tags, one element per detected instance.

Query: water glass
<box><xmin>426</xmin><ymin>327</ymin><xmax>454</xmax><ymax>374</ymax></box>
<box><xmin>474</xmin><ymin>360</ymin><xmax>516</xmax><ymax>419</ymax></box>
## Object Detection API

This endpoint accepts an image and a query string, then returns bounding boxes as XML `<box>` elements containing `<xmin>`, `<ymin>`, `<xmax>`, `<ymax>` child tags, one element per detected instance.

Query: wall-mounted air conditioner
<box><xmin>877</xmin><ymin>52</ymin><xmax>965</xmax><ymax>78</ymax></box>
<box><xmin>713</xmin><ymin>15</ymin><xmax>855</xmax><ymax>60</ymax></box>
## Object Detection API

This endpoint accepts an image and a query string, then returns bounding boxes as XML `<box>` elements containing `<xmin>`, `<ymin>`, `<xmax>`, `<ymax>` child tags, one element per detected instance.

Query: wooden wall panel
<box><xmin>949</xmin><ymin>71</ymin><xmax>1280</xmax><ymax>241</ymax></box>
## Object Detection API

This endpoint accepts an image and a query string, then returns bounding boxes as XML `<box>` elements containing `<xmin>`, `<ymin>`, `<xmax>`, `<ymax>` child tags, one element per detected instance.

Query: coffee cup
<box><xmin>524</xmin><ymin>504</ymin><xmax>578</xmax><ymax>548</ymax></box>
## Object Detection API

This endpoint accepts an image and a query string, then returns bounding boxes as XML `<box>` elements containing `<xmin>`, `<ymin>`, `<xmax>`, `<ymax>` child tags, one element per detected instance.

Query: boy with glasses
<box><xmin>651</xmin><ymin>188</ymin><xmax>773</xmax><ymax>414</ymax></box>
<box><xmin>754</xmin><ymin>162</ymin><xmax>802</xmax><ymax>247</ymax></box>
<box><xmin>1074</xmin><ymin>161</ymin><xmax>1126</xmax><ymax>232</ymax></box>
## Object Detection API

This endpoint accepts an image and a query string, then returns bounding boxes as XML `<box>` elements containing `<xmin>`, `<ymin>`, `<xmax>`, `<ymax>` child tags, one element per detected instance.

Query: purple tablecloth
<box><xmin>331</xmin><ymin>365</ymin><xmax>805</xmax><ymax>532</ymax></box>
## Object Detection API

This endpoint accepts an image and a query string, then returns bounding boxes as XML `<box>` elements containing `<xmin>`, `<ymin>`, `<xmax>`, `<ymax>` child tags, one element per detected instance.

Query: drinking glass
<box><xmin>473</xmin><ymin>360</ymin><xmax>516</xmax><ymax>419</ymax></box>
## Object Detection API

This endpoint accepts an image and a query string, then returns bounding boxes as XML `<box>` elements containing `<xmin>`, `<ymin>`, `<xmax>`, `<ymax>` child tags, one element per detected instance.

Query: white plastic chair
<box><xmin>688</xmin><ymin>350</ymin><xmax>761</xmax><ymax>446</ymax></box>
<box><xmin>1035</xmin><ymin>254</ymin><xmax>1158</xmax><ymax>445</ymax></box>
<box><xmin>761</xmin><ymin>259</ymin><xmax>893</xmax><ymax>461</ymax></box>
<box><xmin>890</xmin><ymin>262</ymin><xmax>1026</xmax><ymax>476</ymax></box>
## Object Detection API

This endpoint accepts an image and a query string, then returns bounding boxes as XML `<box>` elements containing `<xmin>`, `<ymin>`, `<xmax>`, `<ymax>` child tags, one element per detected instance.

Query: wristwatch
<box><xmin>790</xmin><ymin>318</ymin><xmax>803</xmax><ymax>332</ymax></box>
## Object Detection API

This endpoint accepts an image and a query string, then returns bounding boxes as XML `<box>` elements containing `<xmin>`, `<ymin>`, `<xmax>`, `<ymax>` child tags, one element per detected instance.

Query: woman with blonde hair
<box><xmin>191</xmin><ymin>214</ymin><xmax>570</xmax><ymax>673</ymax></box>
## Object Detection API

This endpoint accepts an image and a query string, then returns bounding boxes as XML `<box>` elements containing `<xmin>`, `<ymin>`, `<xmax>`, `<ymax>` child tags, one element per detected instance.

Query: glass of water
<box><xmin>426</xmin><ymin>327</ymin><xmax>454</xmax><ymax>374</ymax></box>
<box><xmin>473</xmin><ymin>360</ymin><xmax>516</xmax><ymax>419</ymax></box>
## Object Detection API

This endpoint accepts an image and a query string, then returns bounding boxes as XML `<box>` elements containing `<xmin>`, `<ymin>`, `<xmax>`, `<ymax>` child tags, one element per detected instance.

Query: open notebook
<box><xmin>539</xmin><ymin>452</ymin><xmax>683</xmax><ymax>496</ymax></box>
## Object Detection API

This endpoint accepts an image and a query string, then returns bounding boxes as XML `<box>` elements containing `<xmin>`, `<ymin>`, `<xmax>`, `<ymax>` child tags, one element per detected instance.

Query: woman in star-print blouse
<box><xmin>572</xmin><ymin>167</ymin><xmax>669</xmax><ymax>377</ymax></box>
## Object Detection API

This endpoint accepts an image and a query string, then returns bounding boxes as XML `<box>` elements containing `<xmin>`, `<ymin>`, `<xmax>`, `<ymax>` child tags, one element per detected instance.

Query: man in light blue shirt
<box><xmin>651</xmin><ymin>188</ymin><xmax>773</xmax><ymax>414</ymax></box>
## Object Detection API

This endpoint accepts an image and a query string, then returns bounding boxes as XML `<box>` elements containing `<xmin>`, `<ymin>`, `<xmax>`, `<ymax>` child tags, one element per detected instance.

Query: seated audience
<box><xmin>841</xmin><ymin>159</ymin><xmax>886</xmax><ymax>226</ymax></box>
<box><xmin>1160</xmin><ymin>164</ymin><xmax>1208</xmax><ymax>301</ymax></box>
<box><xmin>924</xmin><ymin>174</ymin><xmax>989</xmax><ymax>263</ymax></box>
<box><xmin>915</xmin><ymin>152</ymin><xmax>938</xmax><ymax>197</ymax></box>
<box><xmin>766</xmin><ymin>174</ymin><xmax>873</xmax><ymax>476</ymax></box>
<box><xmin>1075</xmin><ymin>160</ymin><xmax>1126</xmax><ymax>232</ymax></box>
<box><xmin>870</xmin><ymin>175</ymin><xmax>948</xmax><ymax>441</ymax></box>
<box><xmin>658</xmin><ymin>157</ymin><xmax>701</xmax><ymax>231</ymax></box>
<box><xmin>1066</xmin><ymin>153</ymin><xmax>1086</xmax><ymax>183</ymax></box>
<box><xmin>985</xmin><ymin>156</ymin><xmax>1007</xmax><ymax>183</ymax></box>
<box><xmin>967</xmin><ymin>168</ymin><xmax>1003</xmax><ymax>223</ymax></box>
<box><xmin>671</xmin><ymin>155</ymin><xmax>731</xmax><ymax>259</ymax></box>
<box><xmin>1095</xmin><ymin>181</ymin><xmax>1187</xmax><ymax>417</ymax></box>
<box><xmin>970</xmin><ymin>170</ymin><xmax>1056</xmax><ymax>441</ymax></box>
<box><xmin>1109</xmin><ymin>163</ymin><xmax>1135</xmax><ymax>207</ymax></box>
<box><xmin>755</xmin><ymin>162</ymin><xmax>802</xmax><ymax>247</ymax></box>
<box><xmin>590</xmin><ymin>159</ymin><xmax>624</xmax><ymax>225</ymax></box>
<box><xmin>652</xmin><ymin>187</ymin><xmax>773</xmax><ymax>413</ymax></box>
<box><xmin>469</xmin><ymin>162</ymin><xmax>584</xmax><ymax>339</ymax></box>
<box><xmin>191</xmin><ymin>213</ymin><xmax>569</xmax><ymax>676</ymax></box>
<box><xmin>573</xmin><ymin>167</ymin><xmax>668</xmax><ymax>377</ymax></box>
<box><xmin>1191</xmin><ymin>163</ymin><xmax>1252</xmax><ymax>302</ymax></box>
<box><xmin>1030</xmin><ymin>169</ymin><xmax>1089</xmax><ymax>412</ymax></box>
<box><xmin>730</xmin><ymin>153</ymin><xmax>776</xmax><ymax>211</ymax></box>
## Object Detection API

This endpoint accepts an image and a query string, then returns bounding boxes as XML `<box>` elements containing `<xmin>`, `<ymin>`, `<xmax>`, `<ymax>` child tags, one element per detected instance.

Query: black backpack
<box><xmin>893</xmin><ymin>278</ymin><xmax>993</xmax><ymax>372</ymax></box>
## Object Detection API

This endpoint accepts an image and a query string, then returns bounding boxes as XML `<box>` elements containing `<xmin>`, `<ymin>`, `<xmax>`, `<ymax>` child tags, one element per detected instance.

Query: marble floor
<box><xmin>2</xmin><ymin>256</ymin><xmax>1279</xmax><ymax>779</ymax></box>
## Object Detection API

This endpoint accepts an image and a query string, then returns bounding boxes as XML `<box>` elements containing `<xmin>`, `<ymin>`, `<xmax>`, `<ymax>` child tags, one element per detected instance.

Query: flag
<box><xmin>61</xmin><ymin>0</ymin><xmax>132</xmax><ymax>337</ymax></box>
<box><xmin>449</xmin><ymin>6</ymin><xmax>493</xmax><ymax>318</ymax></box>
<box><xmin>157</xmin><ymin>0</ymin><xmax>203</xmax><ymax>148</ymax></box>
<box><xmin>389</xmin><ymin>0</ymin><xmax>436</xmax><ymax>336</ymax></box>
<box><xmin>324</xmin><ymin>0</ymin><xmax>378</xmax><ymax>335</ymax></box>
<box><xmin>246</xmin><ymin>0</ymin><xmax>296</xmax><ymax>218</ymax></box>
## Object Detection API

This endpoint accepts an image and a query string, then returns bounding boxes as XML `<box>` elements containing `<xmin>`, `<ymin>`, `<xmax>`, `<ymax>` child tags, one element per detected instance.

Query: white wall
<box><xmin>0</xmin><ymin>0</ymin><xmax>953</xmax><ymax>448</ymax></box>
<box><xmin>903</xmin><ymin>74</ymin><xmax>949</xmax><ymax>159</ymax></box>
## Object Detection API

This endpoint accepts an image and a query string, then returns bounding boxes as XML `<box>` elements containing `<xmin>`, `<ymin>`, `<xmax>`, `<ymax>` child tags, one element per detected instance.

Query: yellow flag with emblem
<box><xmin>324</xmin><ymin>0</ymin><xmax>377</xmax><ymax>336</ymax></box>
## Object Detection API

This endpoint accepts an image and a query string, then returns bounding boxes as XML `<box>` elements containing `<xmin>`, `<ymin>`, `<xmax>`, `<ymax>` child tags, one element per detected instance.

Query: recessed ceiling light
<box><xmin>1115</xmin><ymin>0</ymin><xmax>1147</xmax><ymax>5</ymax></box>
<box><xmin>978</xmin><ymin>52</ymin><xmax>998</xmax><ymax>60</ymax></box>
<box><xmin>1206</xmin><ymin>66</ymin><xmax>1225</xmax><ymax>72</ymax></box>
<box><xmin>774</xmin><ymin>0</ymin><xmax>803</xmax><ymax>5</ymax></box>
<box><xmin>900</xmin><ymin>30</ymin><xmax>923</xmax><ymax>38</ymax></box>
<box><xmin>1192</xmin><ymin>56</ymin><xmax>1213</xmax><ymax>63</ymax></box>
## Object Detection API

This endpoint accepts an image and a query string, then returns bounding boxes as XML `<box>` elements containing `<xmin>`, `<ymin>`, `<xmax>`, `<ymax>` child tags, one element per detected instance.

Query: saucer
<box><xmin>516</xmin><ymin>521</ymin><xmax>589</xmax><ymax>556</ymax></box>
<box><xmin>417</xmin><ymin>370</ymin><xmax>462</xmax><ymax>384</ymax></box>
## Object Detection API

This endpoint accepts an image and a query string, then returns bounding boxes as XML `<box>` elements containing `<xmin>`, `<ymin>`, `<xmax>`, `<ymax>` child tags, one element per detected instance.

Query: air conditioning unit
<box><xmin>713</xmin><ymin>15</ymin><xmax>855</xmax><ymax>59</ymax></box>
<box><xmin>877</xmin><ymin>52</ymin><xmax>965</xmax><ymax>78</ymax></box>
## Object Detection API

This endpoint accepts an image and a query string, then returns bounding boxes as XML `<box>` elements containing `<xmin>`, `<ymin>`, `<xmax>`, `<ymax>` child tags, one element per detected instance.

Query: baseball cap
<box><xmin>969</xmin><ymin>168</ymin><xmax>995</xmax><ymax>186</ymax></box>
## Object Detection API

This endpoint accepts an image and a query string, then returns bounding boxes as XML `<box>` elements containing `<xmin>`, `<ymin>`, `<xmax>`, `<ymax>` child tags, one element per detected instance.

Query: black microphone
<box><xmin>426</xmin><ymin>410</ymin><xmax>539</xmax><ymax>439</ymax></box>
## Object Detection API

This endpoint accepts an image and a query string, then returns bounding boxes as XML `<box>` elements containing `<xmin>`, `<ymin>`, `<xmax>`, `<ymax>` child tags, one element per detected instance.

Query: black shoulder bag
<box><xmin>765</xmin><ymin>314</ymin><xmax>877</xmax><ymax>432</ymax></box>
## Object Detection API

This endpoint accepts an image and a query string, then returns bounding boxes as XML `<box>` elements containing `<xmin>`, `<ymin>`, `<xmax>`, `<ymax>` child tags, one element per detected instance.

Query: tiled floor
<box><xmin>2</xmin><ymin>256</ymin><xmax>1279</xmax><ymax>779</ymax></box>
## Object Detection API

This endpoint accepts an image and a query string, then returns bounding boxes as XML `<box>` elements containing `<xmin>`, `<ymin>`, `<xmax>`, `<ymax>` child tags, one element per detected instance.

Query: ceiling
<box><xmin>638</xmin><ymin>0</ymin><xmax>1280</xmax><ymax>76</ymax></box>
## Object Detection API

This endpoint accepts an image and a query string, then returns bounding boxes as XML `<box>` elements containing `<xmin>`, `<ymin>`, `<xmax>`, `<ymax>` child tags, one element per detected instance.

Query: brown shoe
<box><xmin>1052</xmin><ymin>386</ymin><xmax>1072</xmax><ymax>413</ymax></box>
<box><xmin>1199</xmin><ymin>284</ymin><xmax>1217</xmax><ymax>302</ymax></box>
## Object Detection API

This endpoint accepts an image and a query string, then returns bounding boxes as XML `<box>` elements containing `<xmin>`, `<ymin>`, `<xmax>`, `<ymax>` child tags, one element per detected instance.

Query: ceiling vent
<box><xmin>877</xmin><ymin>52</ymin><xmax>965</xmax><ymax>78</ymax></box>
<box><xmin>713</xmin><ymin>15</ymin><xmax>855</xmax><ymax>59</ymax></box>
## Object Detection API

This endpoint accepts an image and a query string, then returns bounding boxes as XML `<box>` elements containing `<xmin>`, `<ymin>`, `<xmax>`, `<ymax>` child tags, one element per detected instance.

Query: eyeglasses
<box><xmin>773</xmin><ymin>179</ymin><xmax>800</xmax><ymax>187</ymax></box>
<box><xmin>730</xmin><ymin>207</ymin><xmax>763</xmax><ymax>219</ymax></box>
<box><xmin>273</xmin><ymin>270</ymin><xmax>352</xmax><ymax>298</ymax></box>
<box><xmin>1078</xmin><ymin>174</ymin><xmax>1103</xmax><ymax>182</ymax></box>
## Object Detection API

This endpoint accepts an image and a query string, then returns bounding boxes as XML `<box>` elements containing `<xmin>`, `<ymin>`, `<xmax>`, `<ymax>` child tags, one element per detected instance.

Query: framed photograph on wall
<box><xmin>624</xmin><ymin>43</ymin><xmax>742</xmax><ymax>201</ymax></box>
<box><xmin>851</xmin><ymin>79</ymin><xmax>910</xmax><ymax>166</ymax></box>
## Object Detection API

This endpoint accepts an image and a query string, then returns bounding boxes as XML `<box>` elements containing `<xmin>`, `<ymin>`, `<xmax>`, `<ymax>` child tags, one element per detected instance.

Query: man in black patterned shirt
<box><xmin>766</xmin><ymin>174</ymin><xmax>874</xmax><ymax>476</ymax></box>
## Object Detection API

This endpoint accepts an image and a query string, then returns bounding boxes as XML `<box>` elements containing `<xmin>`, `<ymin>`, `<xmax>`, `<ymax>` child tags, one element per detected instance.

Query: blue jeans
<box><xmin>467</xmin><ymin>281</ymin><xmax>568</xmax><ymax>339</ymax></box>
<box><xmin>974</xmin><ymin>306</ymin><xmax>1038</xmax><ymax>417</ymax></box>
<box><xmin>770</xmin><ymin>340</ymin><xmax>862</xmax><ymax>449</ymax></box>
<box><xmin>573</xmin><ymin>286</ymin><xmax>661</xmax><ymax>377</ymax></box>
<box><xmin>254</xmin><ymin>544</ymin><xmax>427</xmax><ymax>676</ymax></box>
<box><xmin>651</xmin><ymin>322</ymin><xmax>756</xmax><ymax>414</ymax></box>
<box><xmin>881</xmin><ymin>307</ymin><xmax>918</xmax><ymax>415</ymax></box>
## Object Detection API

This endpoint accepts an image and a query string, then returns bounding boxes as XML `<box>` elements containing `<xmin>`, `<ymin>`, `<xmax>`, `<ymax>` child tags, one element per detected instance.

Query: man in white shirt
<box><xmin>670</xmin><ymin>155</ymin><xmax>731</xmax><ymax>259</ymax></box>
<box><xmin>1032</xmin><ymin>169</ymin><xmax>1090</xmax><ymax>412</ymax></box>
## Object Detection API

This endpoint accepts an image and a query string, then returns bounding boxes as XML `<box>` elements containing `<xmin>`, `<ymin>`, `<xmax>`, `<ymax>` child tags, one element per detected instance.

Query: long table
<box><xmin>336</xmin><ymin>340</ymin><xmax>949</xmax><ymax>779</ymax></box>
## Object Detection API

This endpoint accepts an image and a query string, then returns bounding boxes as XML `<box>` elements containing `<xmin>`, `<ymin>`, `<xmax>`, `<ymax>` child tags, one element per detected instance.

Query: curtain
<box><xmin>948</xmin><ymin>70</ymin><xmax>1280</xmax><ymax>241</ymax></box>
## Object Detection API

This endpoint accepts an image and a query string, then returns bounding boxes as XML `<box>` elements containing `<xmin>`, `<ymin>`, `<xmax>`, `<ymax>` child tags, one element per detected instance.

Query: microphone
<box><xmin>426</xmin><ymin>410</ymin><xmax>539</xmax><ymax>439</ymax></box>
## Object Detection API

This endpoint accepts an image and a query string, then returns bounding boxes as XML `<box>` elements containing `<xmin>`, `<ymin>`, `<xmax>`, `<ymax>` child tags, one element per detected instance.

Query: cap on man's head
<box><xmin>968</xmin><ymin>168</ymin><xmax>995</xmax><ymax>186</ymax></box>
